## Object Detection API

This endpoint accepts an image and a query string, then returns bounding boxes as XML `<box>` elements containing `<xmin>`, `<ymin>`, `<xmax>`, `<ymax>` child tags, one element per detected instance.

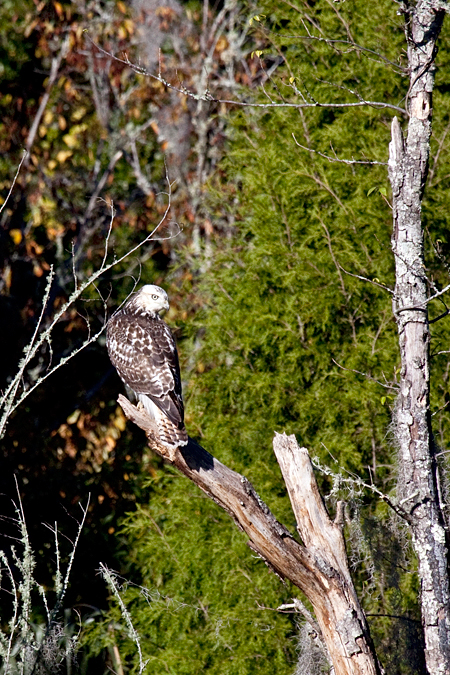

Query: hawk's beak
<box><xmin>160</xmin><ymin>301</ymin><xmax>170</xmax><ymax>314</ymax></box>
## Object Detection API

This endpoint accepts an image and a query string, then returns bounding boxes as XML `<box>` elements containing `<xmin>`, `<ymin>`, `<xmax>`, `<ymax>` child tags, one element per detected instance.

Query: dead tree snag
<box><xmin>388</xmin><ymin>3</ymin><xmax>450</xmax><ymax>674</ymax></box>
<box><xmin>119</xmin><ymin>395</ymin><xmax>383</xmax><ymax>675</ymax></box>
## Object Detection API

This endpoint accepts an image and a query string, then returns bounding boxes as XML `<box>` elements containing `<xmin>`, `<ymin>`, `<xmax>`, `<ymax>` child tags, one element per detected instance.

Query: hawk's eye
<box><xmin>152</xmin><ymin>294</ymin><xmax>159</xmax><ymax>300</ymax></box>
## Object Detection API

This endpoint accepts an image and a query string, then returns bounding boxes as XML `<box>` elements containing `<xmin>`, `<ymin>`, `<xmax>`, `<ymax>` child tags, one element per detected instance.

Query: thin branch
<box><xmin>83</xmin><ymin>151</ymin><xmax>124</xmax><ymax>223</ymax></box>
<box><xmin>429</xmin><ymin>308</ymin><xmax>450</xmax><ymax>324</ymax></box>
<box><xmin>292</xmin><ymin>134</ymin><xmax>387</xmax><ymax>165</ymax></box>
<box><xmin>426</xmin><ymin>282</ymin><xmax>450</xmax><ymax>304</ymax></box>
<box><xmin>0</xmin><ymin>175</ymin><xmax>177</xmax><ymax>437</ymax></box>
<box><xmin>24</xmin><ymin>35</ymin><xmax>70</xmax><ymax>168</ymax></box>
<box><xmin>332</xmin><ymin>358</ymin><xmax>399</xmax><ymax>390</ymax></box>
<box><xmin>277</xmin><ymin>598</ymin><xmax>321</xmax><ymax>634</ymax></box>
<box><xmin>0</xmin><ymin>266</ymin><xmax>56</xmax><ymax>423</ymax></box>
<box><xmin>100</xmin><ymin>565</ymin><xmax>149</xmax><ymax>675</ymax></box>
<box><xmin>338</xmin><ymin>263</ymin><xmax>394</xmax><ymax>293</ymax></box>
<box><xmin>311</xmin><ymin>456</ymin><xmax>410</xmax><ymax>522</ymax></box>
<box><xmin>86</xmin><ymin>36</ymin><xmax>407</xmax><ymax>115</ymax></box>
<box><xmin>254</xmin><ymin>25</ymin><xmax>406</xmax><ymax>73</ymax></box>
<box><xmin>0</xmin><ymin>151</ymin><xmax>28</xmax><ymax>217</ymax></box>
<box><xmin>29</xmin><ymin>497</ymin><xmax>90</xmax><ymax>675</ymax></box>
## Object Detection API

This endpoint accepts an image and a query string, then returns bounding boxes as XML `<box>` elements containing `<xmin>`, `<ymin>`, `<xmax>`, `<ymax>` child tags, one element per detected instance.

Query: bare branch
<box><xmin>24</xmin><ymin>35</ymin><xmax>70</xmax><ymax>168</ymax></box>
<box><xmin>292</xmin><ymin>133</ymin><xmax>387</xmax><ymax>165</ymax></box>
<box><xmin>338</xmin><ymin>263</ymin><xmax>394</xmax><ymax>293</ymax></box>
<box><xmin>278</xmin><ymin>598</ymin><xmax>321</xmax><ymax>634</ymax></box>
<box><xmin>311</xmin><ymin>456</ymin><xmax>410</xmax><ymax>522</ymax></box>
<box><xmin>255</xmin><ymin>20</ymin><xmax>406</xmax><ymax>72</ymax></box>
<box><xmin>100</xmin><ymin>564</ymin><xmax>149</xmax><ymax>675</ymax></box>
<box><xmin>118</xmin><ymin>398</ymin><xmax>382</xmax><ymax>675</ymax></box>
<box><xmin>0</xmin><ymin>174</ymin><xmax>178</xmax><ymax>437</ymax></box>
<box><xmin>86</xmin><ymin>36</ymin><xmax>407</xmax><ymax>115</ymax></box>
<box><xmin>331</xmin><ymin>358</ymin><xmax>399</xmax><ymax>390</ymax></box>
<box><xmin>0</xmin><ymin>151</ymin><xmax>28</xmax><ymax>217</ymax></box>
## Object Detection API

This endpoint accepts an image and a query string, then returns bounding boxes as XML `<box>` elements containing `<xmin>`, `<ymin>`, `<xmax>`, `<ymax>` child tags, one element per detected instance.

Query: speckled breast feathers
<box><xmin>106</xmin><ymin>289</ymin><xmax>188</xmax><ymax>449</ymax></box>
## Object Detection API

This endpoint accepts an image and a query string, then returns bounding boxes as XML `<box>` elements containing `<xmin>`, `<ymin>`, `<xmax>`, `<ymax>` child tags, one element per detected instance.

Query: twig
<box><xmin>24</xmin><ymin>36</ymin><xmax>70</xmax><ymax>168</ymax></box>
<box><xmin>0</xmin><ymin>173</ymin><xmax>177</xmax><ymax>437</ymax></box>
<box><xmin>100</xmin><ymin>565</ymin><xmax>149</xmax><ymax>675</ymax></box>
<box><xmin>277</xmin><ymin>598</ymin><xmax>321</xmax><ymax>634</ymax></box>
<box><xmin>29</xmin><ymin>497</ymin><xmax>91</xmax><ymax>675</ymax></box>
<box><xmin>292</xmin><ymin>134</ymin><xmax>387</xmax><ymax>165</ymax></box>
<box><xmin>86</xmin><ymin>36</ymin><xmax>408</xmax><ymax>115</ymax></box>
<box><xmin>331</xmin><ymin>358</ymin><xmax>399</xmax><ymax>390</ymax></box>
<box><xmin>256</xmin><ymin>25</ymin><xmax>406</xmax><ymax>73</ymax></box>
<box><xmin>429</xmin><ymin>308</ymin><xmax>450</xmax><ymax>324</ymax></box>
<box><xmin>338</xmin><ymin>263</ymin><xmax>394</xmax><ymax>293</ymax></box>
<box><xmin>0</xmin><ymin>151</ymin><xmax>28</xmax><ymax>217</ymax></box>
<box><xmin>311</xmin><ymin>457</ymin><xmax>410</xmax><ymax>522</ymax></box>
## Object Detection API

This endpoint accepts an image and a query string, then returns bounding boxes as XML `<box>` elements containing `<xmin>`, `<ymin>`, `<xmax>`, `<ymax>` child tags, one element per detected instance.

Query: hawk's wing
<box><xmin>106</xmin><ymin>312</ymin><xmax>184</xmax><ymax>428</ymax></box>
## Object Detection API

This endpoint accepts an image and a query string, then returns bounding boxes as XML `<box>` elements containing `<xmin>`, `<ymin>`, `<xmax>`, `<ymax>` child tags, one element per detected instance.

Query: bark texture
<box><xmin>119</xmin><ymin>395</ymin><xmax>382</xmax><ymax>675</ymax></box>
<box><xmin>388</xmin><ymin>3</ymin><xmax>449</xmax><ymax>673</ymax></box>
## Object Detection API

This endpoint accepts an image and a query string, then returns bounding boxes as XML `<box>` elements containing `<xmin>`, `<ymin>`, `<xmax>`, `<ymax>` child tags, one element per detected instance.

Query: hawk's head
<box><xmin>133</xmin><ymin>285</ymin><xmax>170</xmax><ymax>314</ymax></box>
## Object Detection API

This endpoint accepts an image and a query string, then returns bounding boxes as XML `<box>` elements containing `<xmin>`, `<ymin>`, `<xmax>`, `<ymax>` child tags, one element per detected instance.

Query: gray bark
<box><xmin>119</xmin><ymin>396</ymin><xmax>382</xmax><ymax>675</ymax></box>
<box><xmin>388</xmin><ymin>2</ymin><xmax>450</xmax><ymax>673</ymax></box>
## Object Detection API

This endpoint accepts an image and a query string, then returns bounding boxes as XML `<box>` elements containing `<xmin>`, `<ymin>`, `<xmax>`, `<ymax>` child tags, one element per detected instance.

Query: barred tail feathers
<box><xmin>137</xmin><ymin>393</ymin><xmax>188</xmax><ymax>449</ymax></box>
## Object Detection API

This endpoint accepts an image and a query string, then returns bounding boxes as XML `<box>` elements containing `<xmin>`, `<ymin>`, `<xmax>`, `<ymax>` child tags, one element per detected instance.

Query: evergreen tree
<box><xmin>89</xmin><ymin>1</ymin><xmax>450</xmax><ymax>673</ymax></box>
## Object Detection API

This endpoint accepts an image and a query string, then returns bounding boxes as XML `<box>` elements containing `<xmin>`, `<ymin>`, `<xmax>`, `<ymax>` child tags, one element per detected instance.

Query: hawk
<box><xmin>106</xmin><ymin>284</ymin><xmax>188</xmax><ymax>449</ymax></box>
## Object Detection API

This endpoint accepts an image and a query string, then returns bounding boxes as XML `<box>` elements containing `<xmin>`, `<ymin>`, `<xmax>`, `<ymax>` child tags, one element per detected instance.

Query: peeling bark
<box><xmin>119</xmin><ymin>395</ymin><xmax>382</xmax><ymax>675</ymax></box>
<box><xmin>388</xmin><ymin>3</ymin><xmax>450</xmax><ymax>674</ymax></box>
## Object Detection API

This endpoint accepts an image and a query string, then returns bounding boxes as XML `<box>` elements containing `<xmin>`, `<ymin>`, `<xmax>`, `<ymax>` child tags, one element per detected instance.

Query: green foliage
<box><xmin>91</xmin><ymin>2</ymin><xmax>450</xmax><ymax>673</ymax></box>
<box><xmin>87</xmin><ymin>476</ymin><xmax>297</xmax><ymax>674</ymax></box>
<box><xmin>3</xmin><ymin>0</ymin><xmax>450</xmax><ymax>671</ymax></box>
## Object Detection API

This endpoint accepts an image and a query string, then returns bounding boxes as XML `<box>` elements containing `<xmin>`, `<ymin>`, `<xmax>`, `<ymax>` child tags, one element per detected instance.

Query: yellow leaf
<box><xmin>24</xmin><ymin>18</ymin><xmax>38</xmax><ymax>38</ymax></box>
<box><xmin>67</xmin><ymin>409</ymin><xmax>81</xmax><ymax>425</ymax></box>
<box><xmin>53</xmin><ymin>1</ymin><xmax>63</xmax><ymax>17</ymax></box>
<box><xmin>124</xmin><ymin>19</ymin><xmax>134</xmax><ymax>34</ymax></box>
<box><xmin>114</xmin><ymin>409</ymin><xmax>127</xmax><ymax>431</ymax></box>
<box><xmin>10</xmin><ymin>229</ymin><xmax>22</xmax><ymax>245</ymax></box>
<box><xmin>33</xmin><ymin>263</ymin><xmax>44</xmax><ymax>277</ymax></box>
<box><xmin>58</xmin><ymin>115</ymin><xmax>67</xmax><ymax>130</ymax></box>
<box><xmin>117</xmin><ymin>1</ymin><xmax>127</xmax><ymax>13</ymax></box>
<box><xmin>56</xmin><ymin>149</ymin><xmax>73</xmax><ymax>163</ymax></box>
<box><xmin>44</xmin><ymin>110</ymin><xmax>53</xmax><ymax>125</ymax></box>
<box><xmin>71</xmin><ymin>107</ymin><xmax>86</xmax><ymax>122</ymax></box>
<box><xmin>62</xmin><ymin>133</ymin><xmax>78</xmax><ymax>148</ymax></box>
<box><xmin>47</xmin><ymin>160</ymin><xmax>57</xmax><ymax>170</ymax></box>
<box><xmin>215</xmin><ymin>35</ymin><xmax>228</xmax><ymax>53</ymax></box>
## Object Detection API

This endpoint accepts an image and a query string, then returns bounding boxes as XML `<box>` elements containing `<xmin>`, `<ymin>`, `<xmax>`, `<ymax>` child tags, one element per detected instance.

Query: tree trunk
<box><xmin>119</xmin><ymin>395</ymin><xmax>383</xmax><ymax>675</ymax></box>
<box><xmin>388</xmin><ymin>3</ymin><xmax>450</xmax><ymax>673</ymax></box>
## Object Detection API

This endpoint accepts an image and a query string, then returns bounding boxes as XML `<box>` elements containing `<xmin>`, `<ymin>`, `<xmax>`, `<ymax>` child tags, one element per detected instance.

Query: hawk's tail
<box><xmin>138</xmin><ymin>393</ymin><xmax>188</xmax><ymax>450</ymax></box>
